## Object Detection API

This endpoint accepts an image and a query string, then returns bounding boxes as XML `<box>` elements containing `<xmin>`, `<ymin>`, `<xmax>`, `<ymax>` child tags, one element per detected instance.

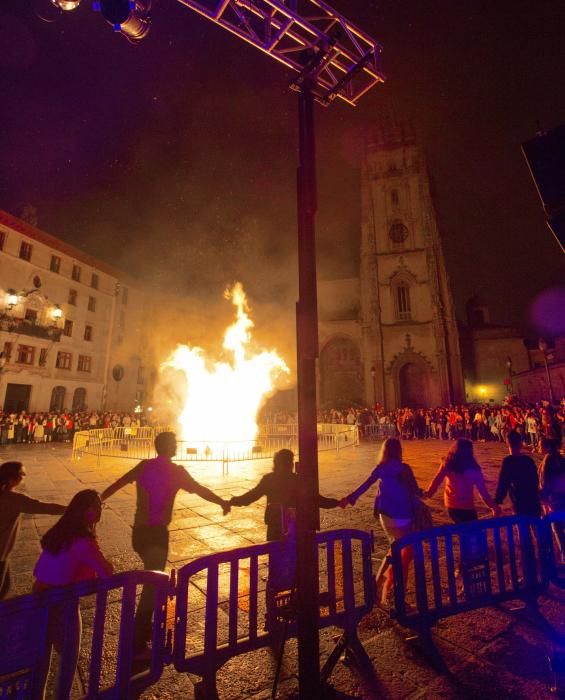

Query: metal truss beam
<box><xmin>175</xmin><ymin>0</ymin><xmax>385</xmax><ymax>105</ymax></box>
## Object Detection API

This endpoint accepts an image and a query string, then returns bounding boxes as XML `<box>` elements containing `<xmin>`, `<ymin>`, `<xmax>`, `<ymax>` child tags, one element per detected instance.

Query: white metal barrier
<box><xmin>72</xmin><ymin>424</ymin><xmax>359</xmax><ymax>468</ymax></box>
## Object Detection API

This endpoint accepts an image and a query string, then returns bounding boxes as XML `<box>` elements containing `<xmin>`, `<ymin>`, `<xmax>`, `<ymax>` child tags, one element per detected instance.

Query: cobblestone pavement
<box><xmin>2</xmin><ymin>439</ymin><xmax>564</xmax><ymax>699</ymax></box>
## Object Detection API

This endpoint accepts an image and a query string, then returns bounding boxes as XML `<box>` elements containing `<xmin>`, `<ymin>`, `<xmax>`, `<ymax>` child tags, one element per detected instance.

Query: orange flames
<box><xmin>161</xmin><ymin>283</ymin><xmax>289</xmax><ymax>455</ymax></box>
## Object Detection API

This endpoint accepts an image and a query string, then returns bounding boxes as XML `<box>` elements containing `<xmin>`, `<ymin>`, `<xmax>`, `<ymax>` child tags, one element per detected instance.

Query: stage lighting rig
<box><xmin>93</xmin><ymin>0</ymin><xmax>151</xmax><ymax>42</ymax></box>
<box><xmin>49</xmin><ymin>0</ymin><xmax>151</xmax><ymax>41</ymax></box>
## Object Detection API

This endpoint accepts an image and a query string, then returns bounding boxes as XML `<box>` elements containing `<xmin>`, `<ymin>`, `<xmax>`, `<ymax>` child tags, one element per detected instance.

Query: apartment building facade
<box><xmin>0</xmin><ymin>210</ymin><xmax>149</xmax><ymax>413</ymax></box>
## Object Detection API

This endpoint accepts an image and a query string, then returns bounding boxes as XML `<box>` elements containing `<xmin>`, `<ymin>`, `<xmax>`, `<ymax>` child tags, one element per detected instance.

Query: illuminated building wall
<box><xmin>0</xmin><ymin>210</ymin><xmax>149</xmax><ymax>413</ymax></box>
<box><xmin>318</xmin><ymin>125</ymin><xmax>465</xmax><ymax>409</ymax></box>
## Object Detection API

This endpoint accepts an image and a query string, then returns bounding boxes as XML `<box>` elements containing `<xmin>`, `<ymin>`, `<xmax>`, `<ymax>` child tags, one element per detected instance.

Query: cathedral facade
<box><xmin>318</xmin><ymin>126</ymin><xmax>465</xmax><ymax>409</ymax></box>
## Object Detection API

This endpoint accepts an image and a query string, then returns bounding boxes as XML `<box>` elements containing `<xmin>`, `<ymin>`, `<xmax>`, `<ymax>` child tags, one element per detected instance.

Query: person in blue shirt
<box><xmin>341</xmin><ymin>438</ymin><xmax>421</xmax><ymax>606</ymax></box>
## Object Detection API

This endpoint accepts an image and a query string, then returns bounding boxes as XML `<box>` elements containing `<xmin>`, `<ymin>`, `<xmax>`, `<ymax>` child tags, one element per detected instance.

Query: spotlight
<box><xmin>51</xmin><ymin>0</ymin><xmax>82</xmax><ymax>10</ymax></box>
<box><xmin>95</xmin><ymin>0</ymin><xmax>151</xmax><ymax>42</ymax></box>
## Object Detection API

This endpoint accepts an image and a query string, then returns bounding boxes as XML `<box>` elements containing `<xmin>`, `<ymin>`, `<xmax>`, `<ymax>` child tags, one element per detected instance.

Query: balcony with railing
<box><xmin>0</xmin><ymin>315</ymin><xmax>63</xmax><ymax>341</ymax></box>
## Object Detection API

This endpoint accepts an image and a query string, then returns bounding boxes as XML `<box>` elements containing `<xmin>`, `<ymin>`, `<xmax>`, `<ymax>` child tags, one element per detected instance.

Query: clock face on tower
<box><xmin>389</xmin><ymin>221</ymin><xmax>409</xmax><ymax>244</ymax></box>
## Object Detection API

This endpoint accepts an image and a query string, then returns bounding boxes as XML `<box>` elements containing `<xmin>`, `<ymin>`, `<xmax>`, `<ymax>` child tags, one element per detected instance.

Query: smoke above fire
<box><xmin>157</xmin><ymin>282</ymin><xmax>289</xmax><ymax>452</ymax></box>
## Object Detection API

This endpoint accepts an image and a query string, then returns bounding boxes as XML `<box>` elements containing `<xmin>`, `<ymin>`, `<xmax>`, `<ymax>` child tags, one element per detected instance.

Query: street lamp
<box><xmin>6</xmin><ymin>290</ymin><xmax>19</xmax><ymax>310</ymax></box>
<box><xmin>52</xmin><ymin>304</ymin><xmax>63</xmax><ymax>323</ymax></box>
<box><xmin>538</xmin><ymin>338</ymin><xmax>555</xmax><ymax>405</ymax></box>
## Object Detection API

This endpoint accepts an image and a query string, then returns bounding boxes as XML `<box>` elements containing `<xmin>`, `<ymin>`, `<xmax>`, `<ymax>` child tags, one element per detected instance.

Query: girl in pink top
<box><xmin>424</xmin><ymin>439</ymin><xmax>500</xmax><ymax>523</ymax></box>
<box><xmin>34</xmin><ymin>489</ymin><xmax>113</xmax><ymax>586</ymax></box>
<box><xmin>33</xmin><ymin>490</ymin><xmax>113</xmax><ymax>698</ymax></box>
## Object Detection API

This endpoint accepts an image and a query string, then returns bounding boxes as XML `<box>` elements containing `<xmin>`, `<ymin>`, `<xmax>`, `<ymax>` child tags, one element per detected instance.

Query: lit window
<box><xmin>19</xmin><ymin>241</ymin><xmax>32</xmax><ymax>261</ymax></box>
<box><xmin>63</xmin><ymin>319</ymin><xmax>73</xmax><ymax>337</ymax></box>
<box><xmin>395</xmin><ymin>282</ymin><xmax>412</xmax><ymax>321</ymax></box>
<box><xmin>91</xmin><ymin>273</ymin><xmax>99</xmax><ymax>290</ymax></box>
<box><xmin>16</xmin><ymin>345</ymin><xmax>35</xmax><ymax>365</ymax></box>
<box><xmin>88</xmin><ymin>296</ymin><xmax>96</xmax><ymax>312</ymax></box>
<box><xmin>68</xmin><ymin>289</ymin><xmax>77</xmax><ymax>305</ymax></box>
<box><xmin>72</xmin><ymin>265</ymin><xmax>81</xmax><ymax>282</ymax></box>
<box><xmin>77</xmin><ymin>355</ymin><xmax>92</xmax><ymax>372</ymax></box>
<box><xmin>56</xmin><ymin>351</ymin><xmax>72</xmax><ymax>370</ymax></box>
<box><xmin>50</xmin><ymin>255</ymin><xmax>61</xmax><ymax>273</ymax></box>
<box><xmin>84</xmin><ymin>325</ymin><xmax>93</xmax><ymax>341</ymax></box>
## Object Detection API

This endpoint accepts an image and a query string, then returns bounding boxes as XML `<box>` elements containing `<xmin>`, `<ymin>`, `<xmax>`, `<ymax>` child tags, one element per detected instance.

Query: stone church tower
<box><xmin>318</xmin><ymin>124</ymin><xmax>464</xmax><ymax>409</ymax></box>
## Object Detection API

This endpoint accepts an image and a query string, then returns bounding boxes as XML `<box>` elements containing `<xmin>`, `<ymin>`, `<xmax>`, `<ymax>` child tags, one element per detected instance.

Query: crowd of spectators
<box><xmin>2</xmin><ymin>398</ymin><xmax>564</xmax><ymax>448</ymax></box>
<box><xmin>267</xmin><ymin>399</ymin><xmax>565</xmax><ymax>448</ymax></box>
<box><xmin>319</xmin><ymin>401</ymin><xmax>564</xmax><ymax>447</ymax></box>
<box><xmin>0</xmin><ymin>411</ymin><xmax>149</xmax><ymax>445</ymax></box>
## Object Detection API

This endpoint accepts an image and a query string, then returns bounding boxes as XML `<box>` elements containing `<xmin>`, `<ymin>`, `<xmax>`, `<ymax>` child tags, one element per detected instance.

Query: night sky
<box><xmin>1</xmin><ymin>0</ymin><xmax>564</xmax><ymax>333</ymax></box>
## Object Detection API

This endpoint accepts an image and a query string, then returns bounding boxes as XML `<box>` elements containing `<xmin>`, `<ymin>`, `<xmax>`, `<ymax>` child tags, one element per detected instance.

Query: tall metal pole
<box><xmin>542</xmin><ymin>355</ymin><xmax>555</xmax><ymax>405</ymax></box>
<box><xmin>295</xmin><ymin>80</ymin><xmax>321</xmax><ymax>698</ymax></box>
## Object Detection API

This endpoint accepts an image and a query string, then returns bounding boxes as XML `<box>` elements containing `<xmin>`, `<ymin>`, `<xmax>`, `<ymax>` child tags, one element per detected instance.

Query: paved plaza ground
<box><xmin>2</xmin><ymin>438</ymin><xmax>564</xmax><ymax>699</ymax></box>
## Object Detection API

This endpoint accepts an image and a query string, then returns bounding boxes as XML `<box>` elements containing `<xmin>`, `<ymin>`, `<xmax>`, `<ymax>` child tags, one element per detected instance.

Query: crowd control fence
<box><xmin>362</xmin><ymin>423</ymin><xmax>397</xmax><ymax>440</ymax></box>
<box><xmin>3</xmin><ymin>515</ymin><xmax>562</xmax><ymax>697</ymax></box>
<box><xmin>172</xmin><ymin>528</ymin><xmax>374</xmax><ymax>694</ymax></box>
<box><xmin>0</xmin><ymin>529</ymin><xmax>373</xmax><ymax>699</ymax></box>
<box><xmin>72</xmin><ymin>423</ymin><xmax>359</xmax><ymax>472</ymax></box>
<box><xmin>388</xmin><ymin>513</ymin><xmax>565</xmax><ymax>672</ymax></box>
<box><xmin>0</xmin><ymin>570</ymin><xmax>169</xmax><ymax>700</ymax></box>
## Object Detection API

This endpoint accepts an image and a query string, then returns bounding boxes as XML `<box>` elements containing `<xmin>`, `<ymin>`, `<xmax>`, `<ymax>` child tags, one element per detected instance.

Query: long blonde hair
<box><xmin>379</xmin><ymin>438</ymin><xmax>402</xmax><ymax>464</ymax></box>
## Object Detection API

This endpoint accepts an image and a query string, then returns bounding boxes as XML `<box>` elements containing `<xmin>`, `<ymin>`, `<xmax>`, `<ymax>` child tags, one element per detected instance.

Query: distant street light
<box><xmin>537</xmin><ymin>338</ymin><xmax>555</xmax><ymax>404</ymax></box>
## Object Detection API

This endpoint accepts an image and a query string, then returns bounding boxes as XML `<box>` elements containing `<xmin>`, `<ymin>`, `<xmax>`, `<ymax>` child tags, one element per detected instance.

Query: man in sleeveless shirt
<box><xmin>101</xmin><ymin>431</ymin><xmax>230</xmax><ymax>655</ymax></box>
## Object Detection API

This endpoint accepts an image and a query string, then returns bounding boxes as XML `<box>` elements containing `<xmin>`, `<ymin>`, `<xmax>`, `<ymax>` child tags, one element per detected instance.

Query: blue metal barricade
<box><xmin>390</xmin><ymin>516</ymin><xmax>547</xmax><ymax>628</ymax></box>
<box><xmin>3</xmin><ymin>515</ymin><xmax>561</xmax><ymax>697</ymax></box>
<box><xmin>172</xmin><ymin>528</ymin><xmax>374</xmax><ymax>693</ymax></box>
<box><xmin>544</xmin><ymin>511</ymin><xmax>565</xmax><ymax>589</ymax></box>
<box><xmin>0</xmin><ymin>570</ymin><xmax>169</xmax><ymax>700</ymax></box>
